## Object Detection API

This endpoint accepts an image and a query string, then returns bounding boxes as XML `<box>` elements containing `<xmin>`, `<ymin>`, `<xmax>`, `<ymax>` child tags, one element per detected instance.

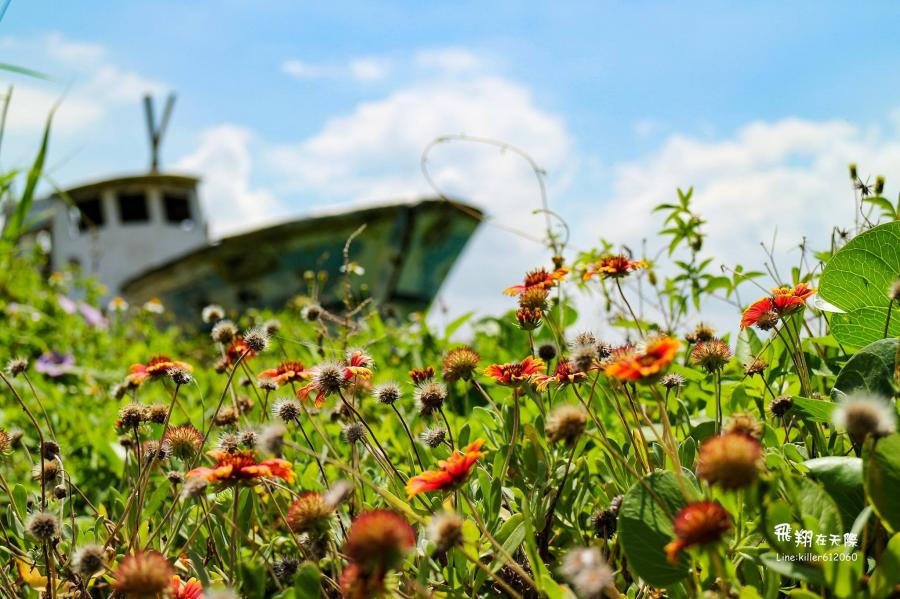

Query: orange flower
<box><xmin>187</xmin><ymin>449</ymin><xmax>294</xmax><ymax>485</ymax></box>
<box><xmin>532</xmin><ymin>360</ymin><xmax>586</xmax><ymax>391</ymax></box>
<box><xmin>225</xmin><ymin>337</ymin><xmax>255</xmax><ymax>366</ymax></box>
<box><xmin>583</xmin><ymin>255</ymin><xmax>647</xmax><ymax>280</ymax></box>
<box><xmin>171</xmin><ymin>576</ymin><xmax>204</xmax><ymax>599</ymax></box>
<box><xmin>409</xmin><ymin>366</ymin><xmax>435</xmax><ymax>384</ymax></box>
<box><xmin>740</xmin><ymin>283</ymin><xmax>816</xmax><ymax>329</ymax></box>
<box><xmin>605</xmin><ymin>337</ymin><xmax>680</xmax><ymax>383</ymax></box>
<box><xmin>406</xmin><ymin>439</ymin><xmax>487</xmax><ymax>498</ymax></box>
<box><xmin>258</xmin><ymin>361</ymin><xmax>311</xmax><ymax>386</ymax></box>
<box><xmin>483</xmin><ymin>356</ymin><xmax>545</xmax><ymax>386</ymax></box>
<box><xmin>345</xmin><ymin>349</ymin><xmax>374</xmax><ymax>378</ymax></box>
<box><xmin>126</xmin><ymin>356</ymin><xmax>192</xmax><ymax>385</ymax></box>
<box><xmin>504</xmin><ymin>267</ymin><xmax>569</xmax><ymax>296</ymax></box>
<box><xmin>664</xmin><ymin>501</ymin><xmax>732</xmax><ymax>563</ymax></box>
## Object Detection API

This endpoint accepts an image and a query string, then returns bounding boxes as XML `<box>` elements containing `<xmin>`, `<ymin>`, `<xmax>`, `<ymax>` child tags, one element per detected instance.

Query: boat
<box><xmin>19</xmin><ymin>95</ymin><xmax>482</xmax><ymax>317</ymax></box>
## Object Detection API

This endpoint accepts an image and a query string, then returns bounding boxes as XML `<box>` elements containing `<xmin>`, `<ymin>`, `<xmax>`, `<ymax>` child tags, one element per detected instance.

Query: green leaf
<box><xmin>293</xmin><ymin>563</ymin><xmax>322</xmax><ymax>599</ymax></box>
<box><xmin>790</xmin><ymin>396</ymin><xmax>836</xmax><ymax>424</ymax></box>
<box><xmin>802</xmin><ymin>457</ymin><xmax>864</xmax><ymax>529</ymax></box>
<box><xmin>758</xmin><ymin>553</ymin><xmax>824</xmax><ymax>585</ymax></box>
<box><xmin>832</xmin><ymin>338</ymin><xmax>899</xmax><ymax>399</ymax></box>
<box><xmin>864</xmin><ymin>433</ymin><xmax>900</xmax><ymax>533</ymax></box>
<box><xmin>3</xmin><ymin>106</ymin><xmax>53</xmax><ymax>241</ymax></box>
<box><xmin>819</xmin><ymin>221</ymin><xmax>900</xmax><ymax>348</ymax></box>
<box><xmin>618</xmin><ymin>470</ymin><xmax>695</xmax><ymax>588</ymax></box>
<box><xmin>869</xmin><ymin>533</ymin><xmax>900</xmax><ymax>599</ymax></box>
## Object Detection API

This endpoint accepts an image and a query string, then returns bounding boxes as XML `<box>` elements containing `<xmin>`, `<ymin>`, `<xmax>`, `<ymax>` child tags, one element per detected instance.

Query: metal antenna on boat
<box><xmin>143</xmin><ymin>93</ymin><xmax>176</xmax><ymax>173</ymax></box>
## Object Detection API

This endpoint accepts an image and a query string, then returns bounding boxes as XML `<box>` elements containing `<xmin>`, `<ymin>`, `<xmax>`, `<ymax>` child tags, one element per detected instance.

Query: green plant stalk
<box><xmin>391</xmin><ymin>404</ymin><xmax>425</xmax><ymax>471</ymax></box>
<box><xmin>0</xmin><ymin>370</ymin><xmax>47</xmax><ymax>510</ymax></box>
<box><xmin>500</xmin><ymin>389</ymin><xmax>520</xmax><ymax>482</ymax></box>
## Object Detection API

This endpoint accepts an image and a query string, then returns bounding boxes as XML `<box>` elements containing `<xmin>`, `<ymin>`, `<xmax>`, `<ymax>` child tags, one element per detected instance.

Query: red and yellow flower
<box><xmin>126</xmin><ymin>356</ymin><xmax>192</xmax><ymax>386</ymax></box>
<box><xmin>187</xmin><ymin>449</ymin><xmax>294</xmax><ymax>485</ymax></box>
<box><xmin>409</xmin><ymin>366</ymin><xmax>435</xmax><ymax>384</ymax></box>
<box><xmin>583</xmin><ymin>255</ymin><xmax>647</xmax><ymax>280</ymax></box>
<box><xmin>664</xmin><ymin>501</ymin><xmax>732</xmax><ymax>563</ymax></box>
<box><xmin>258</xmin><ymin>361</ymin><xmax>311</xmax><ymax>386</ymax></box>
<box><xmin>171</xmin><ymin>576</ymin><xmax>204</xmax><ymax>599</ymax></box>
<box><xmin>225</xmin><ymin>337</ymin><xmax>255</xmax><ymax>366</ymax></box>
<box><xmin>740</xmin><ymin>283</ymin><xmax>816</xmax><ymax>329</ymax></box>
<box><xmin>345</xmin><ymin>349</ymin><xmax>374</xmax><ymax>378</ymax></box>
<box><xmin>406</xmin><ymin>439</ymin><xmax>487</xmax><ymax>498</ymax></box>
<box><xmin>504</xmin><ymin>267</ymin><xmax>569</xmax><ymax>296</ymax></box>
<box><xmin>484</xmin><ymin>356</ymin><xmax>545</xmax><ymax>386</ymax></box>
<box><xmin>532</xmin><ymin>360</ymin><xmax>587</xmax><ymax>391</ymax></box>
<box><xmin>604</xmin><ymin>337</ymin><xmax>680</xmax><ymax>383</ymax></box>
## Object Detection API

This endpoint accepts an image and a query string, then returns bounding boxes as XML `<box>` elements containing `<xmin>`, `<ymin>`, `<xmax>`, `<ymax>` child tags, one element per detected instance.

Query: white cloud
<box><xmin>177</xmin><ymin>124</ymin><xmax>286</xmax><ymax>238</ymax></box>
<box><xmin>414</xmin><ymin>48</ymin><xmax>483</xmax><ymax>74</ymax></box>
<box><xmin>281</xmin><ymin>56</ymin><xmax>391</xmax><ymax>82</ymax></box>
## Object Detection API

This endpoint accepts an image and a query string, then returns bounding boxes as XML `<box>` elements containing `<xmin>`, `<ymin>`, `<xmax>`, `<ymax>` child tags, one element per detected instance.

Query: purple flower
<box><xmin>57</xmin><ymin>296</ymin><xmax>77</xmax><ymax>314</ymax></box>
<box><xmin>78</xmin><ymin>302</ymin><xmax>107</xmax><ymax>329</ymax></box>
<box><xmin>35</xmin><ymin>352</ymin><xmax>75</xmax><ymax>378</ymax></box>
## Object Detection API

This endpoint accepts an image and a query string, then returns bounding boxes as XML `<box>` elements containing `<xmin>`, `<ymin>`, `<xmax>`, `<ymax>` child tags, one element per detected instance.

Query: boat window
<box><xmin>76</xmin><ymin>197</ymin><xmax>105</xmax><ymax>231</ymax></box>
<box><xmin>163</xmin><ymin>192</ymin><xmax>192</xmax><ymax>224</ymax></box>
<box><xmin>117</xmin><ymin>192</ymin><xmax>150</xmax><ymax>223</ymax></box>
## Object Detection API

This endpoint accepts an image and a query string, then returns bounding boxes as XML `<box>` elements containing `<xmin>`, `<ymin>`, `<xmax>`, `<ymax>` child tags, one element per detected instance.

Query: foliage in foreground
<box><xmin>1</xmin><ymin>170</ymin><xmax>900</xmax><ymax>599</ymax></box>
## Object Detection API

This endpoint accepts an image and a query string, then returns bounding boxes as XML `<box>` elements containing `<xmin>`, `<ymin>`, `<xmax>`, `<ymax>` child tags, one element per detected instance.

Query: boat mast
<box><xmin>143</xmin><ymin>93</ymin><xmax>176</xmax><ymax>173</ymax></box>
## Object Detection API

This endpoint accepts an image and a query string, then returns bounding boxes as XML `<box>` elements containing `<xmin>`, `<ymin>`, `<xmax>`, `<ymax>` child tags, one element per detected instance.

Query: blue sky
<box><xmin>3</xmin><ymin>2</ymin><xmax>900</xmax><ymax>329</ymax></box>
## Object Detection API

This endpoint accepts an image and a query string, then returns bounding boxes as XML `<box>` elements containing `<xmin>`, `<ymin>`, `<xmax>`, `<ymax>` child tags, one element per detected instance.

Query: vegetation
<box><xmin>2</xmin><ymin>95</ymin><xmax>900</xmax><ymax>597</ymax></box>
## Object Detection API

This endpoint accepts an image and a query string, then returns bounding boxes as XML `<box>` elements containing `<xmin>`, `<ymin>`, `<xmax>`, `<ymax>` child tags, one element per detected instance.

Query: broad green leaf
<box><xmin>802</xmin><ymin>457</ymin><xmax>864</xmax><ymax>529</ymax></box>
<box><xmin>819</xmin><ymin>221</ymin><xmax>900</xmax><ymax>348</ymax></box>
<box><xmin>832</xmin><ymin>338</ymin><xmax>899</xmax><ymax>399</ymax></box>
<box><xmin>293</xmin><ymin>563</ymin><xmax>322</xmax><ymax>599</ymax></box>
<box><xmin>864</xmin><ymin>433</ymin><xmax>900</xmax><ymax>533</ymax></box>
<box><xmin>618</xmin><ymin>470</ymin><xmax>695</xmax><ymax>588</ymax></box>
<box><xmin>791</xmin><ymin>396</ymin><xmax>835</xmax><ymax>424</ymax></box>
<box><xmin>869</xmin><ymin>533</ymin><xmax>900</xmax><ymax>599</ymax></box>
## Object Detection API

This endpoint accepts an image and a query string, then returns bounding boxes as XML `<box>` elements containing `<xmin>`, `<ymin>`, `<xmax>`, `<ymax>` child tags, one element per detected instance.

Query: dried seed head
<box><xmin>442</xmin><ymin>346</ymin><xmax>481</xmax><ymax>382</ymax></box>
<box><xmin>113</xmin><ymin>550</ymin><xmax>174</xmax><ymax>597</ymax></box>
<box><xmin>686</xmin><ymin>323</ymin><xmax>716</xmax><ymax>344</ymax></box>
<box><xmin>875</xmin><ymin>175</ymin><xmax>886</xmax><ymax>195</ymax></box>
<box><xmin>217</xmin><ymin>432</ymin><xmax>241</xmax><ymax>453</ymax></box>
<box><xmin>312</xmin><ymin>362</ymin><xmax>348</xmax><ymax>396</ymax></box>
<box><xmin>238</xmin><ymin>428</ymin><xmax>258</xmax><ymax>447</ymax></box>
<box><xmin>273</xmin><ymin>397</ymin><xmax>302</xmax><ymax>422</ymax></box>
<box><xmin>273</xmin><ymin>558</ymin><xmax>299</xmax><ymax>583</ymax></box>
<box><xmin>213</xmin><ymin>358</ymin><xmax>228</xmax><ymax>374</ymax></box>
<box><xmin>571</xmin><ymin>331</ymin><xmax>597</xmax><ymax>348</ymax></box>
<box><xmin>6</xmin><ymin>357</ymin><xmax>28</xmax><ymax>377</ymax></box>
<box><xmin>697</xmin><ymin>433</ymin><xmax>763</xmax><ymax>490</ymax></box>
<box><xmin>420</xmin><ymin>427</ymin><xmax>447</xmax><ymax>449</ymax></box>
<box><xmin>373</xmin><ymin>382</ymin><xmax>401</xmax><ymax>405</ymax></box>
<box><xmin>27</xmin><ymin>511</ymin><xmax>61</xmax><ymax>542</ymax></box>
<box><xmin>119</xmin><ymin>403</ymin><xmax>147</xmax><ymax>428</ymax></box>
<box><xmin>201</xmin><ymin>304</ymin><xmax>226</xmax><ymax>323</ymax></box>
<box><xmin>33</xmin><ymin>459</ymin><xmax>60</xmax><ymax>483</ymax></box>
<box><xmin>302</xmin><ymin>303</ymin><xmax>323</xmax><ymax>322</ymax></box>
<box><xmin>429</xmin><ymin>512</ymin><xmax>464</xmax><ymax>554</ymax></box>
<box><xmin>243</xmin><ymin>327</ymin><xmax>269</xmax><ymax>353</ymax></box>
<box><xmin>538</xmin><ymin>343</ymin><xmax>557</xmax><ymax>362</ymax></box>
<box><xmin>169</xmin><ymin>367</ymin><xmax>192</xmax><ymax>386</ymax></box>
<box><xmin>257</xmin><ymin>423</ymin><xmax>287</xmax><ymax>456</ymax></box>
<box><xmin>166</xmin><ymin>471</ymin><xmax>185</xmax><ymax>485</ymax></box>
<box><xmin>725</xmin><ymin>413</ymin><xmax>763</xmax><ymax>440</ymax></box>
<box><xmin>41</xmin><ymin>440</ymin><xmax>60</xmax><ymax>460</ymax></box>
<box><xmin>8</xmin><ymin>429</ymin><xmax>23</xmax><ymax>446</ymax></box>
<box><xmin>111</xmin><ymin>382</ymin><xmax>128</xmax><ymax>400</ymax></box>
<box><xmin>755</xmin><ymin>309</ymin><xmax>780</xmax><ymax>331</ymax></box>
<box><xmin>559</xmin><ymin>547</ymin><xmax>614</xmax><ymax>599</ymax></box>
<box><xmin>342</xmin><ymin>422</ymin><xmax>367</xmax><ymax>444</ymax></box>
<box><xmin>415</xmin><ymin>381</ymin><xmax>447</xmax><ymax>415</ymax></box>
<box><xmin>769</xmin><ymin>395</ymin><xmax>794</xmax><ymax>418</ymax></box>
<box><xmin>519</xmin><ymin>286</ymin><xmax>550</xmax><ymax>310</ymax></box>
<box><xmin>691</xmin><ymin>339</ymin><xmax>732</xmax><ymax>373</ymax></box>
<box><xmin>239</xmin><ymin>377</ymin><xmax>252</xmax><ymax>388</ymax></box>
<box><xmin>832</xmin><ymin>395</ymin><xmax>897</xmax><ymax>442</ymax></box>
<box><xmin>163</xmin><ymin>425</ymin><xmax>203</xmax><ymax>460</ymax></box>
<box><xmin>211</xmin><ymin>319</ymin><xmax>238</xmax><ymax>344</ymax></box>
<box><xmin>142</xmin><ymin>440</ymin><xmax>172</xmax><ymax>463</ymax></box>
<box><xmin>744</xmin><ymin>357</ymin><xmax>768</xmax><ymax>377</ymax></box>
<box><xmin>546</xmin><ymin>405</ymin><xmax>587</xmax><ymax>445</ymax></box>
<box><xmin>263</xmin><ymin>319</ymin><xmax>281</xmax><ymax>335</ymax></box>
<box><xmin>659</xmin><ymin>373</ymin><xmax>685</xmax><ymax>389</ymax></box>
<box><xmin>570</xmin><ymin>344</ymin><xmax>598</xmax><ymax>373</ymax></box>
<box><xmin>591</xmin><ymin>495</ymin><xmax>623</xmax><ymax>540</ymax></box>
<box><xmin>0</xmin><ymin>428</ymin><xmax>10</xmax><ymax>455</ymax></box>
<box><xmin>214</xmin><ymin>406</ymin><xmax>239</xmax><ymax>426</ymax></box>
<box><xmin>72</xmin><ymin>544</ymin><xmax>105</xmax><ymax>578</ymax></box>
<box><xmin>258</xmin><ymin>378</ymin><xmax>278</xmax><ymax>391</ymax></box>
<box><xmin>889</xmin><ymin>279</ymin><xmax>900</xmax><ymax>303</ymax></box>
<box><xmin>181</xmin><ymin>476</ymin><xmax>208</xmax><ymax>500</ymax></box>
<box><xmin>119</xmin><ymin>436</ymin><xmax>134</xmax><ymax>449</ymax></box>
<box><xmin>52</xmin><ymin>484</ymin><xmax>68</xmax><ymax>500</ymax></box>
<box><xmin>146</xmin><ymin>404</ymin><xmax>169</xmax><ymax>424</ymax></box>
<box><xmin>849</xmin><ymin>163</ymin><xmax>858</xmax><ymax>180</ymax></box>
<box><xmin>287</xmin><ymin>492</ymin><xmax>334</xmax><ymax>535</ymax></box>
<box><xmin>236</xmin><ymin>395</ymin><xmax>254</xmax><ymax>414</ymax></box>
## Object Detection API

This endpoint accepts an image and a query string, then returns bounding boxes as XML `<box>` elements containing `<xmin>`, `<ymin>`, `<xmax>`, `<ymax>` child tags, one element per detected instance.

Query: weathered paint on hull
<box><xmin>120</xmin><ymin>199</ymin><xmax>481</xmax><ymax>317</ymax></box>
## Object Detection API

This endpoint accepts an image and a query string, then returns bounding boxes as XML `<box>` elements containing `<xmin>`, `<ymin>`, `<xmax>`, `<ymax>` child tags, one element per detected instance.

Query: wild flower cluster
<box><xmin>1</xmin><ymin>166</ymin><xmax>900</xmax><ymax>598</ymax></box>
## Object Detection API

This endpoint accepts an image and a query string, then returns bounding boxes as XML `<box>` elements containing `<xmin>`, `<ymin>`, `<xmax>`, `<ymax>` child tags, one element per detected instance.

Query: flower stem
<box><xmin>500</xmin><ymin>389</ymin><xmax>520</xmax><ymax>481</ymax></box>
<box><xmin>392</xmin><ymin>404</ymin><xmax>425</xmax><ymax>471</ymax></box>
